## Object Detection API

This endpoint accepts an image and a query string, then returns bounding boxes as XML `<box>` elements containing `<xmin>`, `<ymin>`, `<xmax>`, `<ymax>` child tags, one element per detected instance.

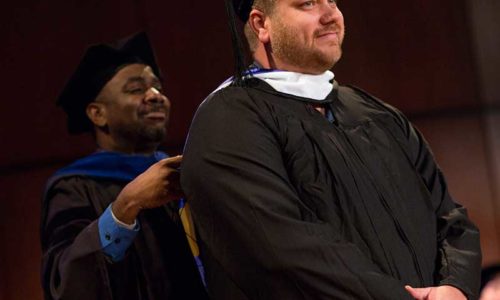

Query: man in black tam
<box><xmin>181</xmin><ymin>1</ymin><xmax>482</xmax><ymax>299</ymax></box>
<box><xmin>40</xmin><ymin>32</ymin><xmax>208</xmax><ymax>300</ymax></box>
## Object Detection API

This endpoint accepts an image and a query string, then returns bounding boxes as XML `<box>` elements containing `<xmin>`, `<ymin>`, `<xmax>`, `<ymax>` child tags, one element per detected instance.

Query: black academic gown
<box><xmin>181</xmin><ymin>79</ymin><xmax>482</xmax><ymax>300</ymax></box>
<box><xmin>41</xmin><ymin>176</ymin><xmax>208</xmax><ymax>300</ymax></box>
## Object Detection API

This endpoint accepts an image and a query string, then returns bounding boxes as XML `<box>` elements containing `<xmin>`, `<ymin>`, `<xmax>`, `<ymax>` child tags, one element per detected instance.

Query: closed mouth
<box><xmin>144</xmin><ymin>111</ymin><xmax>166</xmax><ymax>120</ymax></box>
<box><xmin>317</xmin><ymin>31</ymin><xmax>338</xmax><ymax>38</ymax></box>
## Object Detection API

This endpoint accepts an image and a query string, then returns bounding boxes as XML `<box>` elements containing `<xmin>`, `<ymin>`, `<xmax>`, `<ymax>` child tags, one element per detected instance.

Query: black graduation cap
<box><xmin>225</xmin><ymin>0</ymin><xmax>255</xmax><ymax>85</ymax></box>
<box><xmin>57</xmin><ymin>32</ymin><xmax>161</xmax><ymax>134</ymax></box>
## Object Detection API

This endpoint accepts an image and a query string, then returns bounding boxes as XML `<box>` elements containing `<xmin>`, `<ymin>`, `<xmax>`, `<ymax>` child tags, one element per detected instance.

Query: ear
<box><xmin>86</xmin><ymin>102</ymin><xmax>107</xmax><ymax>127</ymax></box>
<box><xmin>249</xmin><ymin>9</ymin><xmax>270</xmax><ymax>44</ymax></box>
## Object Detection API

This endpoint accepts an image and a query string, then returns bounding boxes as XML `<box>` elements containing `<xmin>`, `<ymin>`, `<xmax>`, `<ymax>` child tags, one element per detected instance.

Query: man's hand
<box><xmin>112</xmin><ymin>155</ymin><xmax>184</xmax><ymax>224</ymax></box>
<box><xmin>405</xmin><ymin>285</ymin><xmax>467</xmax><ymax>300</ymax></box>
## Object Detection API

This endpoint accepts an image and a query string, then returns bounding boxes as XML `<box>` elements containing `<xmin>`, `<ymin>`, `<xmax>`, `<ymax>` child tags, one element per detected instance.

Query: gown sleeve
<box><xmin>41</xmin><ymin>177</ymin><xmax>115</xmax><ymax>300</ymax></box>
<box><xmin>396</xmin><ymin>109</ymin><xmax>482</xmax><ymax>299</ymax></box>
<box><xmin>181</xmin><ymin>88</ymin><xmax>416</xmax><ymax>300</ymax></box>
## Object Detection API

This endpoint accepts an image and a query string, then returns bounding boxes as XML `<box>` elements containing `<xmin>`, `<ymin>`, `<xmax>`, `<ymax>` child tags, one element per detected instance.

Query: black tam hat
<box><xmin>225</xmin><ymin>0</ymin><xmax>255</xmax><ymax>85</ymax></box>
<box><xmin>57</xmin><ymin>32</ymin><xmax>161</xmax><ymax>134</ymax></box>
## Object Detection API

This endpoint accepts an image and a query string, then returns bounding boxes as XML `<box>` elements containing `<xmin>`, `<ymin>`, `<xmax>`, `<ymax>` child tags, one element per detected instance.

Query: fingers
<box><xmin>405</xmin><ymin>286</ymin><xmax>417</xmax><ymax>299</ymax></box>
<box><xmin>162</xmin><ymin>161</ymin><xmax>183</xmax><ymax>201</ymax></box>
<box><xmin>135</xmin><ymin>155</ymin><xmax>184</xmax><ymax>205</ymax></box>
<box><xmin>161</xmin><ymin>155</ymin><xmax>182</xmax><ymax>169</ymax></box>
<box><xmin>166</xmin><ymin>169</ymin><xmax>181</xmax><ymax>181</ymax></box>
<box><xmin>405</xmin><ymin>286</ymin><xmax>431</xmax><ymax>300</ymax></box>
<box><xmin>161</xmin><ymin>155</ymin><xmax>182</xmax><ymax>181</ymax></box>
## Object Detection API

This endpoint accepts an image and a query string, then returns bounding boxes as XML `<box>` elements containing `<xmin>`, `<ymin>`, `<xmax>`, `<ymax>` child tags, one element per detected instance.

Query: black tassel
<box><xmin>224</xmin><ymin>0</ymin><xmax>249</xmax><ymax>86</ymax></box>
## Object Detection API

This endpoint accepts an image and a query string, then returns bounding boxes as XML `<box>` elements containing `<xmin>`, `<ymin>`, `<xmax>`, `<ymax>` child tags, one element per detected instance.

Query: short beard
<box><xmin>271</xmin><ymin>16</ymin><xmax>342</xmax><ymax>73</ymax></box>
<box><xmin>137</xmin><ymin>125</ymin><xmax>166</xmax><ymax>145</ymax></box>
<box><xmin>113</xmin><ymin>123</ymin><xmax>167</xmax><ymax>153</ymax></box>
<box><xmin>134</xmin><ymin>102</ymin><xmax>168</xmax><ymax>146</ymax></box>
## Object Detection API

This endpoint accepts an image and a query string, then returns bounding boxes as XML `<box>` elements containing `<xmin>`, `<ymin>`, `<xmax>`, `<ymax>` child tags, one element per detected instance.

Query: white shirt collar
<box><xmin>213</xmin><ymin>68</ymin><xmax>334</xmax><ymax>101</ymax></box>
<box><xmin>251</xmin><ymin>70</ymin><xmax>334</xmax><ymax>101</ymax></box>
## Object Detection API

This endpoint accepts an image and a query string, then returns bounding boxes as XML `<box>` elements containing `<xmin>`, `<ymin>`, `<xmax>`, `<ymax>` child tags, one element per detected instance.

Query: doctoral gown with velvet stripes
<box><xmin>41</xmin><ymin>176</ymin><xmax>208</xmax><ymax>300</ymax></box>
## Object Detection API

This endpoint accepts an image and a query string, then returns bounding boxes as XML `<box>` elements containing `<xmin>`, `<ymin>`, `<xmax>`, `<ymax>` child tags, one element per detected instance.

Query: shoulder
<box><xmin>45</xmin><ymin>175</ymin><xmax>93</xmax><ymax>201</ymax></box>
<box><xmin>184</xmin><ymin>83</ymin><xmax>285</xmax><ymax>161</ymax></box>
<box><xmin>337</xmin><ymin>85</ymin><xmax>402</xmax><ymax>117</ymax></box>
<box><xmin>47</xmin><ymin>175</ymin><xmax>108</xmax><ymax>195</ymax></box>
<box><xmin>336</xmin><ymin>84</ymin><xmax>411</xmax><ymax>132</ymax></box>
<box><xmin>200</xmin><ymin>83</ymin><xmax>265</xmax><ymax>114</ymax></box>
<box><xmin>202</xmin><ymin>77</ymin><xmax>295</xmax><ymax>112</ymax></box>
<box><xmin>192</xmin><ymin>83</ymin><xmax>282</xmax><ymax>135</ymax></box>
<box><xmin>43</xmin><ymin>175</ymin><xmax>123</xmax><ymax>215</ymax></box>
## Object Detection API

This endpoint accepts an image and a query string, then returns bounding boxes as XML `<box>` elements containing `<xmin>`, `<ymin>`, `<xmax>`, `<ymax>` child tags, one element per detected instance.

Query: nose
<box><xmin>319</xmin><ymin>1</ymin><xmax>342</xmax><ymax>25</ymax></box>
<box><xmin>144</xmin><ymin>87</ymin><xmax>166</xmax><ymax>104</ymax></box>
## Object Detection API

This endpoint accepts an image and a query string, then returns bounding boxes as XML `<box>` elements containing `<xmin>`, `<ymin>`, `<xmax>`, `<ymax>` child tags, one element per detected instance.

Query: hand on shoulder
<box><xmin>112</xmin><ymin>155</ymin><xmax>184</xmax><ymax>224</ymax></box>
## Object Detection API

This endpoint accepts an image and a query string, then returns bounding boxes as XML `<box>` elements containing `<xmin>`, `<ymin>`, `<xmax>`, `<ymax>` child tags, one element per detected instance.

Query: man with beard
<box><xmin>41</xmin><ymin>32</ymin><xmax>207</xmax><ymax>300</ymax></box>
<box><xmin>181</xmin><ymin>1</ymin><xmax>481</xmax><ymax>299</ymax></box>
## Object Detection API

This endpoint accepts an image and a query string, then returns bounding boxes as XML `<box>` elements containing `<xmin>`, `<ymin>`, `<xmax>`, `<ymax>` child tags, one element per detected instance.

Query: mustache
<box><xmin>315</xmin><ymin>25</ymin><xmax>341</xmax><ymax>36</ymax></box>
<box><xmin>138</xmin><ymin>103</ymin><xmax>167</xmax><ymax>115</ymax></box>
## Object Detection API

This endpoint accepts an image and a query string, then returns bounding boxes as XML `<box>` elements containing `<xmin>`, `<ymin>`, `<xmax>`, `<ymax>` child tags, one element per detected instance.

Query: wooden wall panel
<box><xmin>414</xmin><ymin>115</ymin><xmax>500</xmax><ymax>266</ymax></box>
<box><xmin>335</xmin><ymin>0</ymin><xmax>479</xmax><ymax>114</ymax></box>
<box><xmin>0</xmin><ymin>167</ymin><xmax>60</xmax><ymax>300</ymax></box>
<box><xmin>0</xmin><ymin>253</ymin><xmax>6</xmax><ymax>300</ymax></box>
<box><xmin>484</xmin><ymin>114</ymin><xmax>500</xmax><ymax>263</ymax></box>
<box><xmin>0</xmin><ymin>1</ymin><xmax>482</xmax><ymax>169</ymax></box>
<box><xmin>0</xmin><ymin>0</ymin><xmax>232</xmax><ymax>169</ymax></box>
<box><xmin>467</xmin><ymin>0</ymin><xmax>500</xmax><ymax>106</ymax></box>
<box><xmin>1</xmin><ymin>0</ymin><xmax>498</xmax><ymax>299</ymax></box>
<box><xmin>466</xmin><ymin>0</ymin><xmax>500</xmax><ymax>266</ymax></box>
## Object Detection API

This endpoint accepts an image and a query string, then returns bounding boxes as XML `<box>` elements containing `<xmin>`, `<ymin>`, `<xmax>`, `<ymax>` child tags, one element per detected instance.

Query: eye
<box><xmin>127</xmin><ymin>87</ymin><xmax>146</xmax><ymax>94</ymax></box>
<box><xmin>300</xmin><ymin>1</ymin><xmax>314</xmax><ymax>8</ymax></box>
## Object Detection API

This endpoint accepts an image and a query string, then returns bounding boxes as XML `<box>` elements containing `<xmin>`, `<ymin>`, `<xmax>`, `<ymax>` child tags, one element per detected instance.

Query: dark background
<box><xmin>1</xmin><ymin>1</ymin><xmax>499</xmax><ymax>299</ymax></box>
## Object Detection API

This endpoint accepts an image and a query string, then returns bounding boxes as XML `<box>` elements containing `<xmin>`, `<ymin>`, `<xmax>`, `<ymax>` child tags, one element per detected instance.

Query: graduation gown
<box><xmin>181</xmin><ymin>78</ymin><xmax>482</xmax><ymax>300</ymax></box>
<box><xmin>41</xmin><ymin>166</ymin><xmax>208</xmax><ymax>299</ymax></box>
